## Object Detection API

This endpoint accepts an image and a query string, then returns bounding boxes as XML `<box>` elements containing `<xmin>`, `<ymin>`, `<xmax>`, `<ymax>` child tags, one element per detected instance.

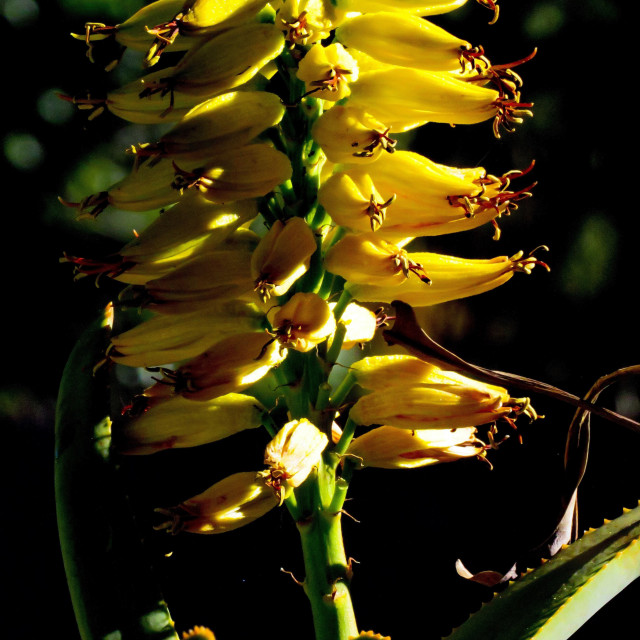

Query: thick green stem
<box><xmin>297</xmin><ymin>480</ymin><xmax>358</xmax><ymax>640</ymax></box>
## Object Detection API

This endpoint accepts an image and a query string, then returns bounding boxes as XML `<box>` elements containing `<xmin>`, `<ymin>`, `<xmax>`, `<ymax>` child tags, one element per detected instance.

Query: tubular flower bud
<box><xmin>62</xmin><ymin>145</ymin><xmax>291</xmax><ymax>218</ymax></box>
<box><xmin>329</xmin><ymin>302</ymin><xmax>377</xmax><ymax>350</ymax></box>
<box><xmin>350</xmin><ymin>355</ymin><xmax>509</xmax><ymax>396</ymax></box>
<box><xmin>269</xmin><ymin>293</ymin><xmax>337</xmax><ymax>352</ymax></box>
<box><xmin>143</xmin><ymin>242</ymin><xmax>257</xmax><ymax>314</ymax></box>
<box><xmin>340</xmin><ymin>247</ymin><xmax>549</xmax><ymax>306</ymax></box>
<box><xmin>70</xmin><ymin>0</ymin><xmax>189</xmax><ymax>62</ymax></box>
<box><xmin>337</xmin><ymin>0</ymin><xmax>498</xmax><ymax>21</ymax></box>
<box><xmin>63</xmin><ymin>196</ymin><xmax>256</xmax><ymax>285</ymax></box>
<box><xmin>261</xmin><ymin>419</ymin><xmax>329</xmax><ymax>502</ymax></box>
<box><xmin>319</xmin><ymin>151</ymin><xmax>534</xmax><ymax>238</ymax></box>
<box><xmin>347</xmin><ymin>425</ymin><xmax>484</xmax><ymax>469</ymax></box>
<box><xmin>251</xmin><ymin>218</ymin><xmax>317</xmax><ymax>301</ymax></box>
<box><xmin>60</xmin><ymin>72</ymin><xmax>204</xmax><ymax>124</ymax></box>
<box><xmin>311</xmin><ymin>105</ymin><xmax>396</xmax><ymax>164</ymax></box>
<box><xmin>172</xmin><ymin>144</ymin><xmax>292</xmax><ymax>204</ymax></box>
<box><xmin>144</xmin><ymin>332</ymin><xmax>286</xmax><ymax>401</ymax></box>
<box><xmin>117</xmin><ymin>393</ymin><xmax>264</xmax><ymax>454</ymax></box>
<box><xmin>109</xmin><ymin>300</ymin><xmax>264</xmax><ymax>368</ymax></box>
<box><xmin>348</xmin><ymin>68</ymin><xmax>531</xmax><ymax>136</ymax></box>
<box><xmin>324</xmin><ymin>233</ymin><xmax>432</xmax><ymax>288</ymax></box>
<box><xmin>144</xmin><ymin>0</ymin><xmax>268</xmax><ymax>65</ymax></box>
<box><xmin>350</xmin><ymin>383</ymin><xmax>512</xmax><ymax>430</ymax></box>
<box><xmin>297</xmin><ymin>43</ymin><xmax>359</xmax><ymax>102</ymax></box>
<box><xmin>128</xmin><ymin>91</ymin><xmax>286</xmax><ymax>162</ymax></box>
<box><xmin>155</xmin><ymin>471</ymin><xmax>278</xmax><ymax>534</ymax></box>
<box><xmin>275</xmin><ymin>0</ymin><xmax>347</xmax><ymax>46</ymax></box>
<box><xmin>138</xmin><ymin>23</ymin><xmax>284</xmax><ymax>99</ymax></box>
<box><xmin>335</xmin><ymin>12</ymin><xmax>470</xmax><ymax>73</ymax></box>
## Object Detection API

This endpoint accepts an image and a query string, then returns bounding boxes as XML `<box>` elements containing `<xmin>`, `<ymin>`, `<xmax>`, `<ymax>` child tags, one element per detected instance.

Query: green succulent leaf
<box><xmin>445</xmin><ymin>504</ymin><xmax>640</xmax><ymax>640</ymax></box>
<box><xmin>55</xmin><ymin>307</ymin><xmax>179</xmax><ymax>640</ymax></box>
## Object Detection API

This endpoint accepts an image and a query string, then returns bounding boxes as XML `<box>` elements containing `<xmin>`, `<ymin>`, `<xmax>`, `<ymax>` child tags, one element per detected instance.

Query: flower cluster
<box><xmin>63</xmin><ymin>0</ymin><xmax>542</xmax><ymax>593</ymax></box>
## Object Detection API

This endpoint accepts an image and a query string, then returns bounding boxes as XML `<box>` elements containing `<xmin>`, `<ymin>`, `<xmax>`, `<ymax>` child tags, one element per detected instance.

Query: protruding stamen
<box><xmin>475</xmin><ymin>0</ymin><xmax>500</xmax><ymax>24</ymax></box>
<box><xmin>366</xmin><ymin>193</ymin><xmax>396</xmax><ymax>231</ymax></box>
<box><xmin>353</xmin><ymin>128</ymin><xmax>397</xmax><ymax>158</ymax></box>
<box><xmin>58</xmin><ymin>192</ymin><xmax>110</xmax><ymax>219</ymax></box>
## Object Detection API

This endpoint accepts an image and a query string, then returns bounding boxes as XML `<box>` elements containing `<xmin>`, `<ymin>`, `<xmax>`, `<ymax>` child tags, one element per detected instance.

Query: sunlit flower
<box><xmin>347</xmin><ymin>425</ymin><xmax>484</xmax><ymax>468</ymax></box>
<box><xmin>275</xmin><ymin>0</ymin><xmax>347</xmax><ymax>46</ymax></box>
<box><xmin>251</xmin><ymin>217</ymin><xmax>317</xmax><ymax>301</ymax></box>
<box><xmin>335</xmin><ymin>12</ymin><xmax>470</xmax><ymax>72</ymax></box>
<box><xmin>297</xmin><ymin>43</ymin><xmax>359</xmax><ymax>102</ymax></box>
<box><xmin>318</xmin><ymin>151</ymin><xmax>534</xmax><ymax>239</ymax></box>
<box><xmin>143</xmin><ymin>331</ymin><xmax>286</xmax><ymax>401</ymax></box>
<box><xmin>349</xmin><ymin>383</ymin><xmax>512</xmax><ymax>430</ymax></box>
<box><xmin>155</xmin><ymin>471</ymin><xmax>278</xmax><ymax>534</ymax></box>
<box><xmin>109</xmin><ymin>300</ymin><xmax>264</xmax><ymax>367</ymax></box>
<box><xmin>268</xmin><ymin>292</ymin><xmax>336</xmax><ymax>352</ymax></box>
<box><xmin>261</xmin><ymin>419</ymin><xmax>329</xmax><ymax>502</ymax></box>
<box><xmin>118</xmin><ymin>393</ymin><xmax>264</xmax><ymax>454</ymax></box>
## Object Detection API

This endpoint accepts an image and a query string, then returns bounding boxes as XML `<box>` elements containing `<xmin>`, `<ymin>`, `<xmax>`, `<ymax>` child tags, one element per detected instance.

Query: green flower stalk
<box><xmin>57</xmin><ymin>0</ymin><xmax>560</xmax><ymax>638</ymax></box>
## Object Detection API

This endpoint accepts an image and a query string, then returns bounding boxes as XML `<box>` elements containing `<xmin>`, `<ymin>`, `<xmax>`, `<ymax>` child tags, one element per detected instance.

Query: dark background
<box><xmin>2</xmin><ymin>0</ymin><xmax>639</xmax><ymax>638</ymax></box>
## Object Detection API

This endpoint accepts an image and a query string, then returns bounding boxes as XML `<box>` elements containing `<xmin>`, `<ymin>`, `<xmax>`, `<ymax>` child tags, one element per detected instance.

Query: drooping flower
<box><xmin>143</xmin><ymin>332</ymin><xmax>286</xmax><ymax>401</ymax></box>
<box><xmin>326</xmin><ymin>235</ymin><xmax>548</xmax><ymax>306</ymax></box>
<box><xmin>347</xmin><ymin>425</ymin><xmax>484</xmax><ymax>469</ymax></box>
<box><xmin>318</xmin><ymin>151</ymin><xmax>534</xmax><ymax>239</ymax></box>
<box><xmin>155</xmin><ymin>471</ymin><xmax>278</xmax><ymax>534</ymax></box>
<box><xmin>261</xmin><ymin>419</ymin><xmax>329</xmax><ymax>502</ymax></box>
<box><xmin>117</xmin><ymin>392</ymin><xmax>264</xmax><ymax>454</ymax></box>
<box><xmin>297</xmin><ymin>43</ymin><xmax>359</xmax><ymax>102</ymax></box>
<box><xmin>268</xmin><ymin>292</ymin><xmax>337</xmax><ymax>353</ymax></box>
<box><xmin>109</xmin><ymin>300</ymin><xmax>265</xmax><ymax>367</ymax></box>
<box><xmin>251</xmin><ymin>217</ymin><xmax>317</xmax><ymax>301</ymax></box>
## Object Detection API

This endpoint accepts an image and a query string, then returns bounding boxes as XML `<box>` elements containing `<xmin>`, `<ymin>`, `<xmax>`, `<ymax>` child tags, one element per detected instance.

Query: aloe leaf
<box><xmin>445</xmin><ymin>504</ymin><xmax>640</xmax><ymax>640</ymax></box>
<box><xmin>55</xmin><ymin>307</ymin><xmax>179</xmax><ymax>640</ymax></box>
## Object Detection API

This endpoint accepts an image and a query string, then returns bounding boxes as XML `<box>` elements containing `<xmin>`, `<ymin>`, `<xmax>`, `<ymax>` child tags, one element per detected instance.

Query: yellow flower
<box><xmin>297</xmin><ymin>43</ymin><xmax>359</xmax><ymax>102</ymax></box>
<box><xmin>143</xmin><ymin>332</ymin><xmax>286</xmax><ymax>401</ymax></box>
<box><xmin>347</xmin><ymin>425</ymin><xmax>484</xmax><ymax>469</ymax></box>
<box><xmin>62</xmin><ymin>196</ymin><xmax>256</xmax><ymax>285</ymax></box>
<box><xmin>327</xmin><ymin>238</ymin><xmax>549</xmax><ymax>306</ymax></box>
<box><xmin>268</xmin><ymin>292</ymin><xmax>337</xmax><ymax>352</ymax></box>
<box><xmin>275</xmin><ymin>0</ymin><xmax>346</xmax><ymax>46</ymax></box>
<box><xmin>129</xmin><ymin>90</ymin><xmax>286</xmax><ymax>162</ymax></box>
<box><xmin>251</xmin><ymin>217</ymin><xmax>317</xmax><ymax>301</ymax></box>
<box><xmin>348</xmin><ymin>68</ymin><xmax>530</xmax><ymax>136</ymax></box>
<box><xmin>143</xmin><ymin>236</ymin><xmax>257</xmax><ymax>314</ymax></box>
<box><xmin>324</xmin><ymin>233</ymin><xmax>430</xmax><ymax>288</ymax></box>
<box><xmin>109</xmin><ymin>300</ymin><xmax>264</xmax><ymax>368</ymax></box>
<box><xmin>139</xmin><ymin>23</ymin><xmax>284</xmax><ymax>98</ymax></box>
<box><xmin>155</xmin><ymin>471</ymin><xmax>278</xmax><ymax>534</ymax></box>
<box><xmin>262</xmin><ymin>419</ymin><xmax>329</xmax><ymax>502</ymax></box>
<box><xmin>319</xmin><ymin>151</ymin><xmax>533</xmax><ymax>238</ymax></box>
<box><xmin>118</xmin><ymin>393</ymin><xmax>264</xmax><ymax>455</ymax></box>
<box><xmin>335</xmin><ymin>12</ymin><xmax>470</xmax><ymax>73</ymax></box>
<box><xmin>329</xmin><ymin>302</ymin><xmax>377</xmax><ymax>350</ymax></box>
<box><xmin>311</xmin><ymin>105</ymin><xmax>396</xmax><ymax>164</ymax></box>
<box><xmin>336</xmin><ymin>0</ymin><xmax>472</xmax><ymax>15</ymax></box>
<box><xmin>349</xmin><ymin>383</ymin><xmax>511</xmax><ymax>430</ymax></box>
<box><xmin>350</xmin><ymin>354</ymin><xmax>508</xmax><ymax>395</ymax></box>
